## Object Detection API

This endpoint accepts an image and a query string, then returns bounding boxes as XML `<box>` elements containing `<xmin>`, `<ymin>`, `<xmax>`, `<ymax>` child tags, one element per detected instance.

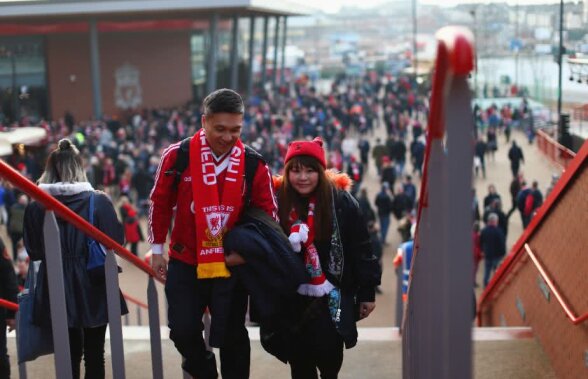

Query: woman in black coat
<box><xmin>23</xmin><ymin>139</ymin><xmax>127</xmax><ymax>379</ymax></box>
<box><xmin>276</xmin><ymin>138</ymin><xmax>381</xmax><ymax>379</ymax></box>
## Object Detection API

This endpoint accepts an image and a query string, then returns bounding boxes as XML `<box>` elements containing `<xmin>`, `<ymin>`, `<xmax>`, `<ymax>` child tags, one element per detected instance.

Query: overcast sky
<box><xmin>301</xmin><ymin>0</ymin><xmax>567</xmax><ymax>13</ymax></box>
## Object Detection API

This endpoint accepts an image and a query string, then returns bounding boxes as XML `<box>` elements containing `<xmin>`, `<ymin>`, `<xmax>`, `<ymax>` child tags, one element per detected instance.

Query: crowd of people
<box><xmin>0</xmin><ymin>69</ymin><xmax>562</xmax><ymax>378</ymax></box>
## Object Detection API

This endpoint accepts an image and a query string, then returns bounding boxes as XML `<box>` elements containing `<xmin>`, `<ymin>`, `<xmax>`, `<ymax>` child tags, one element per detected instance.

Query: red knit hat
<box><xmin>285</xmin><ymin>137</ymin><xmax>326</xmax><ymax>169</ymax></box>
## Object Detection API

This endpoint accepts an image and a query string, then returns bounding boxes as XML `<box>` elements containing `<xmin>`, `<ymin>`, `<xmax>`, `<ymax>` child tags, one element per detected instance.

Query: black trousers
<box><xmin>0</xmin><ymin>319</ymin><xmax>9</xmax><ymax>379</ymax></box>
<box><xmin>68</xmin><ymin>324</ymin><xmax>108</xmax><ymax>379</ymax></box>
<box><xmin>288</xmin><ymin>299</ymin><xmax>344</xmax><ymax>379</ymax></box>
<box><xmin>165</xmin><ymin>259</ymin><xmax>250</xmax><ymax>379</ymax></box>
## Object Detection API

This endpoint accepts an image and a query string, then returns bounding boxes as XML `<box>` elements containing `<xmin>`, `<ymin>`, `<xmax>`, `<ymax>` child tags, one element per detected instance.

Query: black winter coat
<box><xmin>23</xmin><ymin>183</ymin><xmax>127</xmax><ymax>328</ymax></box>
<box><xmin>224</xmin><ymin>207</ymin><xmax>309</xmax><ymax>322</ymax></box>
<box><xmin>296</xmin><ymin>189</ymin><xmax>381</xmax><ymax>349</ymax></box>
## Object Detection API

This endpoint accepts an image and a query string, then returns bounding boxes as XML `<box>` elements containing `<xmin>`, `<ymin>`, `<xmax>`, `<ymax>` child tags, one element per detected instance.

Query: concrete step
<box><xmin>7</xmin><ymin>327</ymin><xmax>556</xmax><ymax>378</ymax></box>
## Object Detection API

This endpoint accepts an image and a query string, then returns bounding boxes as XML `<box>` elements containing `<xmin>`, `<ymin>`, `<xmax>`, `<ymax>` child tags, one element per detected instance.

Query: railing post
<box><xmin>443</xmin><ymin>74</ymin><xmax>474</xmax><ymax>378</ymax></box>
<box><xmin>43</xmin><ymin>212</ymin><xmax>73</xmax><ymax>379</ymax></box>
<box><xmin>395</xmin><ymin>266</ymin><xmax>403</xmax><ymax>328</ymax></box>
<box><xmin>15</xmin><ymin>317</ymin><xmax>27</xmax><ymax>379</ymax></box>
<box><xmin>136</xmin><ymin>305</ymin><xmax>142</xmax><ymax>326</ymax></box>
<box><xmin>147</xmin><ymin>277</ymin><xmax>164</xmax><ymax>379</ymax></box>
<box><xmin>105</xmin><ymin>250</ymin><xmax>125</xmax><ymax>379</ymax></box>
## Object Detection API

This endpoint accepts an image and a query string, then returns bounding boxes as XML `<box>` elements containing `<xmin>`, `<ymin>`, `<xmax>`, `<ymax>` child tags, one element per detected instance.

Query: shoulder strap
<box><xmin>165</xmin><ymin>137</ymin><xmax>192</xmax><ymax>189</ymax></box>
<box><xmin>244</xmin><ymin>145</ymin><xmax>265</xmax><ymax>208</ymax></box>
<box><xmin>88</xmin><ymin>192</ymin><xmax>95</xmax><ymax>225</ymax></box>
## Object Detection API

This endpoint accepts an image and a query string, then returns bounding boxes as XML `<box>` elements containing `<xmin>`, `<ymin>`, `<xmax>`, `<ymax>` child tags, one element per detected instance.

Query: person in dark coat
<box><xmin>483</xmin><ymin>184</ymin><xmax>501</xmax><ymax>209</ymax></box>
<box><xmin>357</xmin><ymin>188</ymin><xmax>376</xmax><ymax>225</ymax></box>
<box><xmin>508</xmin><ymin>141</ymin><xmax>524</xmax><ymax>178</ymax></box>
<box><xmin>375</xmin><ymin>183</ymin><xmax>394</xmax><ymax>245</ymax></box>
<box><xmin>516</xmin><ymin>181</ymin><xmax>534</xmax><ymax>228</ymax></box>
<box><xmin>380</xmin><ymin>156</ymin><xmax>396</xmax><ymax>191</ymax></box>
<box><xmin>275</xmin><ymin>138</ymin><xmax>381</xmax><ymax>379</ymax></box>
<box><xmin>0</xmin><ymin>238</ymin><xmax>18</xmax><ymax>379</ymax></box>
<box><xmin>23</xmin><ymin>139</ymin><xmax>127</xmax><ymax>379</ymax></box>
<box><xmin>474</xmin><ymin>138</ymin><xmax>487</xmax><ymax>178</ymax></box>
<box><xmin>480</xmin><ymin>213</ymin><xmax>506</xmax><ymax>287</ymax></box>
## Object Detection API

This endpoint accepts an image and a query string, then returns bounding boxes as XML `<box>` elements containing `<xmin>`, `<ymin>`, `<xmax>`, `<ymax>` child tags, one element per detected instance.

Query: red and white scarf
<box><xmin>290</xmin><ymin>198</ymin><xmax>335</xmax><ymax>297</ymax></box>
<box><xmin>190</xmin><ymin>128</ymin><xmax>245</xmax><ymax>279</ymax></box>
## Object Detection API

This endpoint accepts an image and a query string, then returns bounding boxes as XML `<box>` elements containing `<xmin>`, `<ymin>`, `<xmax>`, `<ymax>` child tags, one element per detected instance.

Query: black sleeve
<box><xmin>95</xmin><ymin>192</ymin><xmax>125</xmax><ymax>246</ymax></box>
<box><xmin>340</xmin><ymin>191</ymin><xmax>382</xmax><ymax>302</ymax></box>
<box><xmin>23</xmin><ymin>202</ymin><xmax>45</xmax><ymax>261</ymax></box>
<box><xmin>0</xmin><ymin>254</ymin><xmax>19</xmax><ymax>319</ymax></box>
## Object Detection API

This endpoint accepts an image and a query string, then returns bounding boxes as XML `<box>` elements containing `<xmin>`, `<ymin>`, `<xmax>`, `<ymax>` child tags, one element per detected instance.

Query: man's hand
<box><xmin>6</xmin><ymin>319</ymin><xmax>16</xmax><ymax>332</ymax></box>
<box><xmin>151</xmin><ymin>254</ymin><xmax>168</xmax><ymax>281</ymax></box>
<box><xmin>358</xmin><ymin>302</ymin><xmax>376</xmax><ymax>320</ymax></box>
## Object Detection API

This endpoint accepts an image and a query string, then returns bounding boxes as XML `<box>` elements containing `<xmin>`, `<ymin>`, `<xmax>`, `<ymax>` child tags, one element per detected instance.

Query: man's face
<box><xmin>202</xmin><ymin>112</ymin><xmax>243</xmax><ymax>156</ymax></box>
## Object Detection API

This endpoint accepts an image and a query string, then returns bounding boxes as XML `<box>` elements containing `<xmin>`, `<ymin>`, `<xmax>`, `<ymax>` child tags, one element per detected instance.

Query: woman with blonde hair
<box><xmin>276</xmin><ymin>137</ymin><xmax>381</xmax><ymax>379</ymax></box>
<box><xmin>23</xmin><ymin>138</ymin><xmax>127</xmax><ymax>379</ymax></box>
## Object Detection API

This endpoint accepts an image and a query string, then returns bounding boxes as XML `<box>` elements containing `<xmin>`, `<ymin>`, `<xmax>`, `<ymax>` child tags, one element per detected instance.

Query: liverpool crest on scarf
<box><xmin>190</xmin><ymin>128</ymin><xmax>245</xmax><ymax>278</ymax></box>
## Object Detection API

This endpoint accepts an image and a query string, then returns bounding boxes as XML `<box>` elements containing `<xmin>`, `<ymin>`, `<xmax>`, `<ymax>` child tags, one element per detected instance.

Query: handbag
<box><xmin>16</xmin><ymin>261</ymin><xmax>54</xmax><ymax>363</ymax></box>
<box><xmin>86</xmin><ymin>192</ymin><xmax>108</xmax><ymax>284</ymax></box>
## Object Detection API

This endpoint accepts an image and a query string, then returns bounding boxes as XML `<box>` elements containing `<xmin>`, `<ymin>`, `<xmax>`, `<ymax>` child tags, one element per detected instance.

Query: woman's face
<box><xmin>288</xmin><ymin>164</ymin><xmax>319</xmax><ymax>196</ymax></box>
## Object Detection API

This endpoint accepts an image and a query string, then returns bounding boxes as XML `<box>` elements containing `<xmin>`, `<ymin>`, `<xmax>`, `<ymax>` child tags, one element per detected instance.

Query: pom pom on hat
<box><xmin>285</xmin><ymin>137</ymin><xmax>327</xmax><ymax>169</ymax></box>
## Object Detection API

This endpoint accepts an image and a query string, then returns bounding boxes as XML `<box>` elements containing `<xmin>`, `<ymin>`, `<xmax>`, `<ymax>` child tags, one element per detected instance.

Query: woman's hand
<box><xmin>358</xmin><ymin>302</ymin><xmax>376</xmax><ymax>320</ymax></box>
<box><xmin>225</xmin><ymin>251</ymin><xmax>246</xmax><ymax>267</ymax></box>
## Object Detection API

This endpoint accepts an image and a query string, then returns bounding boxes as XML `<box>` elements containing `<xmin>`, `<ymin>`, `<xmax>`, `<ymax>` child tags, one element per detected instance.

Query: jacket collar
<box><xmin>38</xmin><ymin>182</ymin><xmax>94</xmax><ymax>196</ymax></box>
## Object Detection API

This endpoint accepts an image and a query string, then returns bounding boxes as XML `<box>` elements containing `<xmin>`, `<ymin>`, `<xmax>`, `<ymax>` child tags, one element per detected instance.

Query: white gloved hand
<box><xmin>289</xmin><ymin>223</ymin><xmax>309</xmax><ymax>253</ymax></box>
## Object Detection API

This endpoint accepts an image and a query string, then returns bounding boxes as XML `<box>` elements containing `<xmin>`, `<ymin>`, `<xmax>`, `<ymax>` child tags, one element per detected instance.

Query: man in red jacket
<box><xmin>149</xmin><ymin>89</ymin><xmax>277</xmax><ymax>379</ymax></box>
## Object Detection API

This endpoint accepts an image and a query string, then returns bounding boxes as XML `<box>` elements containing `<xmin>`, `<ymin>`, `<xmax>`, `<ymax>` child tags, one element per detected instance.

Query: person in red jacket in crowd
<box><xmin>119</xmin><ymin>195</ymin><xmax>143</xmax><ymax>256</ymax></box>
<box><xmin>148</xmin><ymin>89</ymin><xmax>277</xmax><ymax>379</ymax></box>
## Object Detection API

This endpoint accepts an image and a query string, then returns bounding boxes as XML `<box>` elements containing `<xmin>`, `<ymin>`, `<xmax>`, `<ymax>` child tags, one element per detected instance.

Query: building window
<box><xmin>0</xmin><ymin>36</ymin><xmax>47</xmax><ymax>125</ymax></box>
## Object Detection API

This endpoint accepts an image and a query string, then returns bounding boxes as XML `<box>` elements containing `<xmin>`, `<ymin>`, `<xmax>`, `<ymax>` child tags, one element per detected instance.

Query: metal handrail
<box><xmin>0</xmin><ymin>292</ymin><xmax>148</xmax><ymax>311</ymax></box>
<box><xmin>0</xmin><ymin>159</ymin><xmax>161</xmax><ymax>282</ymax></box>
<box><xmin>536</xmin><ymin>129</ymin><xmax>576</xmax><ymax>169</ymax></box>
<box><xmin>524</xmin><ymin>244</ymin><xmax>588</xmax><ymax>325</ymax></box>
<box><xmin>0</xmin><ymin>298</ymin><xmax>18</xmax><ymax>312</ymax></box>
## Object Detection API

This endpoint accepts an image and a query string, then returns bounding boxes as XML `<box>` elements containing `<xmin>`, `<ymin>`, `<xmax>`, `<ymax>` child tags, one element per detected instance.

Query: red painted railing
<box><xmin>0</xmin><ymin>298</ymin><xmax>18</xmax><ymax>312</ymax></box>
<box><xmin>524</xmin><ymin>244</ymin><xmax>588</xmax><ymax>325</ymax></box>
<box><xmin>535</xmin><ymin>129</ymin><xmax>576</xmax><ymax>169</ymax></box>
<box><xmin>0</xmin><ymin>159</ymin><xmax>160</xmax><ymax>281</ymax></box>
<box><xmin>478</xmin><ymin>139</ymin><xmax>588</xmax><ymax>325</ymax></box>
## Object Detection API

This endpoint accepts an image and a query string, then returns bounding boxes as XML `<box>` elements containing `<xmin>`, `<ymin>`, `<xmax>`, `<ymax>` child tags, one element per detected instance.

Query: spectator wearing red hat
<box><xmin>275</xmin><ymin>137</ymin><xmax>381</xmax><ymax>378</ymax></box>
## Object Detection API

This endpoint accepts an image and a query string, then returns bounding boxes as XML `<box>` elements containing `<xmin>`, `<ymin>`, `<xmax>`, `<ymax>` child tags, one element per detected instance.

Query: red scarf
<box><xmin>190</xmin><ymin>128</ymin><xmax>245</xmax><ymax>278</ymax></box>
<box><xmin>290</xmin><ymin>198</ymin><xmax>335</xmax><ymax>297</ymax></box>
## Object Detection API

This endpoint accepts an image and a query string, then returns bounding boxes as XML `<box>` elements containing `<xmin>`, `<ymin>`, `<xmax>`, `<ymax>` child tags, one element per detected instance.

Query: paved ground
<box><xmin>2</xmin><ymin>121</ymin><xmax>562</xmax><ymax>378</ymax></box>
<box><xmin>7</xmin><ymin>327</ymin><xmax>556</xmax><ymax>379</ymax></box>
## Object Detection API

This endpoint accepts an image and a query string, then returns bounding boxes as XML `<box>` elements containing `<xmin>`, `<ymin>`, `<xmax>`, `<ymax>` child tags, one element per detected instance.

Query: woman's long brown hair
<box><xmin>278</xmin><ymin>155</ymin><xmax>333</xmax><ymax>241</ymax></box>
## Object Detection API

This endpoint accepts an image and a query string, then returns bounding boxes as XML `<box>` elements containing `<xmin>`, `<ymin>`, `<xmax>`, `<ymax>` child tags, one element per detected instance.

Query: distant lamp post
<box><xmin>469</xmin><ymin>9</ymin><xmax>478</xmax><ymax>98</ymax></box>
<box><xmin>557</xmin><ymin>0</ymin><xmax>564</xmax><ymax>124</ymax></box>
<box><xmin>412</xmin><ymin>0</ymin><xmax>418</xmax><ymax>90</ymax></box>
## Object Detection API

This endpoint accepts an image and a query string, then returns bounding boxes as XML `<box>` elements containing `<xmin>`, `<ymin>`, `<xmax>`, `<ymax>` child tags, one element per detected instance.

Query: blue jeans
<box><xmin>483</xmin><ymin>257</ymin><xmax>502</xmax><ymax>288</ymax></box>
<box><xmin>379</xmin><ymin>214</ymin><xmax>391</xmax><ymax>244</ymax></box>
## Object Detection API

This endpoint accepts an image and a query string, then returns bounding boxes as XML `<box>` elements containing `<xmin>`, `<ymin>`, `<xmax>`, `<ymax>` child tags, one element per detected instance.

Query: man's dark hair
<box><xmin>202</xmin><ymin>88</ymin><xmax>244</xmax><ymax>116</ymax></box>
